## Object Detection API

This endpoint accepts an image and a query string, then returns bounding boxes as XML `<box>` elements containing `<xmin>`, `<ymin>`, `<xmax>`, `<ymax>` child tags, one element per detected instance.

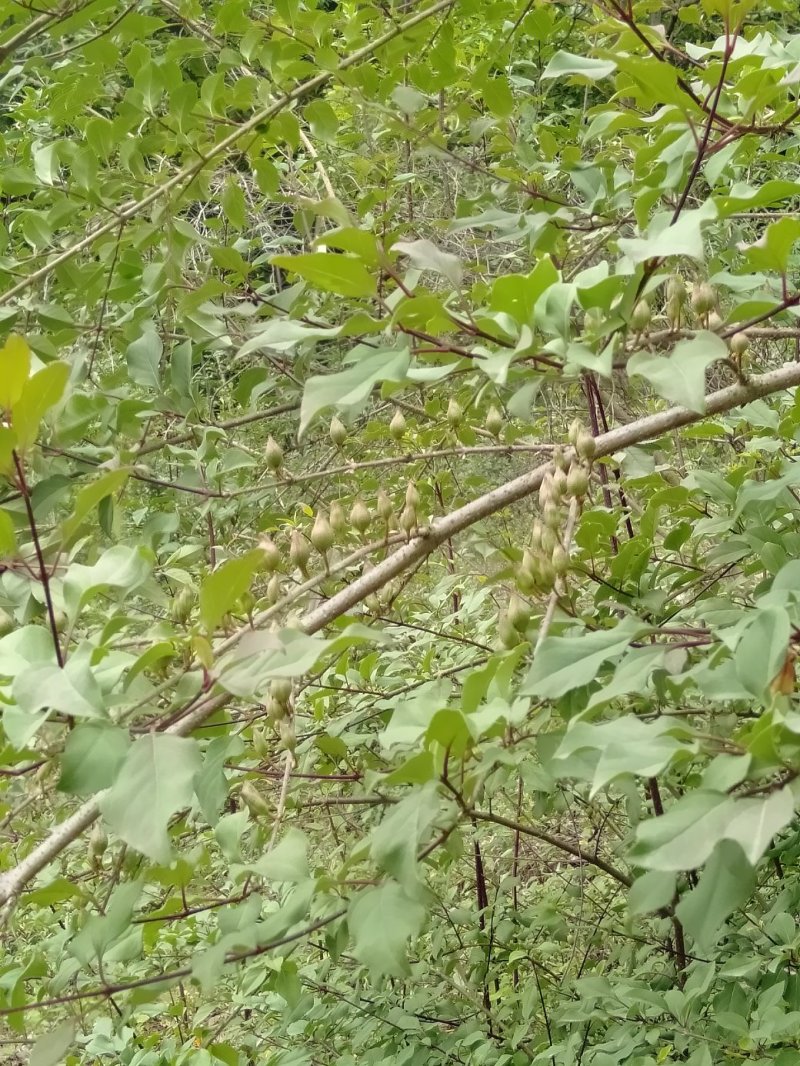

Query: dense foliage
<box><xmin>7</xmin><ymin>0</ymin><xmax>800</xmax><ymax>1063</ymax></box>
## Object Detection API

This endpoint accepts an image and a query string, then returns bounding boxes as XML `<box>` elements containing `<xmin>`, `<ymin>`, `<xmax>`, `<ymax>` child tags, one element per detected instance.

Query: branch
<box><xmin>5</xmin><ymin>360</ymin><xmax>800</xmax><ymax>907</ymax></box>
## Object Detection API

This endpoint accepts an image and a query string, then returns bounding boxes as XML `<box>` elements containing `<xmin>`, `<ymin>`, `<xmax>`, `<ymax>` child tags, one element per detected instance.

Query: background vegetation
<box><xmin>5</xmin><ymin>0</ymin><xmax>800</xmax><ymax>1063</ymax></box>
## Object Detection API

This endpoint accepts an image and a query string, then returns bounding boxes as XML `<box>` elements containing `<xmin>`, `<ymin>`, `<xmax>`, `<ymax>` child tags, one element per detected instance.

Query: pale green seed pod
<box><xmin>311</xmin><ymin>511</ymin><xmax>335</xmax><ymax>555</ymax></box>
<box><xmin>329</xmin><ymin>500</ymin><xmax>346</xmax><ymax>535</ymax></box>
<box><xmin>576</xmin><ymin>429</ymin><xmax>596</xmax><ymax>461</ymax></box>
<box><xmin>446</xmin><ymin>398</ymin><xmax>462</xmax><ymax>426</ymax></box>
<box><xmin>551</xmin><ymin>467</ymin><xmax>567</xmax><ymax>499</ymax></box>
<box><xmin>265</xmin><ymin>435</ymin><xmax>283</xmax><ymax>471</ymax></box>
<box><xmin>289</xmin><ymin>529</ymin><xmax>310</xmax><ymax>571</ymax></box>
<box><xmin>666</xmin><ymin>295</ymin><xmax>683</xmax><ymax>329</ymax></box>
<box><xmin>568</xmin><ymin>418</ymin><xmax>584</xmax><ymax>447</ymax></box>
<box><xmin>253</xmin><ymin>726</ymin><xmax>270</xmax><ymax>759</ymax></box>
<box><xmin>540</xmin><ymin>525</ymin><xmax>558</xmax><ymax>557</ymax></box>
<box><xmin>329</xmin><ymin>416</ymin><xmax>347</xmax><ymax>448</ymax></box>
<box><xmin>508</xmin><ymin>594</ymin><xmax>531</xmax><ymax>632</ymax></box>
<box><xmin>170</xmin><ymin>586</ymin><xmax>194</xmax><ymax>624</ymax></box>
<box><xmin>498</xmin><ymin>612</ymin><xmax>520</xmax><ymax>650</ymax></box>
<box><xmin>266</xmin><ymin>573</ymin><xmax>282</xmax><ymax>605</ymax></box>
<box><xmin>567</xmin><ymin>463</ymin><xmax>589</xmax><ymax>498</ymax></box>
<box><xmin>399</xmin><ymin>504</ymin><xmax>417</xmax><ymax>536</ymax></box>
<box><xmin>242</xmin><ymin>781</ymin><xmax>271</xmax><ymax>817</ymax></box>
<box><xmin>631</xmin><ymin>298</ymin><xmax>651</xmax><ymax>332</ymax></box>
<box><xmin>552</xmin><ymin>543</ymin><xmax>569</xmax><ymax>575</ymax></box>
<box><xmin>278</xmin><ymin>718</ymin><xmax>296</xmax><ymax>752</ymax></box>
<box><xmin>706</xmin><ymin>310</ymin><xmax>723</xmax><ymax>332</ymax></box>
<box><xmin>258</xmin><ymin>535</ymin><xmax>282</xmax><ymax>573</ymax></box>
<box><xmin>89</xmin><ymin>823</ymin><xmax>108</xmax><ymax>859</ymax></box>
<box><xmin>405</xmin><ymin>481</ymin><xmax>420</xmax><ymax>510</ymax></box>
<box><xmin>552</xmin><ymin>446</ymin><xmax>569</xmax><ymax>473</ymax></box>
<box><xmin>691</xmin><ymin>281</ymin><xmax>716</xmax><ymax>316</ymax></box>
<box><xmin>350</xmin><ymin>499</ymin><xmax>371</xmax><ymax>534</ymax></box>
<box><xmin>485</xmin><ymin>405</ymin><xmax>504</xmax><ymax>438</ymax></box>
<box><xmin>389</xmin><ymin>408</ymin><xmax>406</xmax><ymax>440</ymax></box>
<box><xmin>377</xmin><ymin>489</ymin><xmax>394</xmax><ymax>524</ymax></box>
<box><xmin>543</xmin><ymin>501</ymin><xmax>561</xmax><ymax>530</ymax></box>
<box><xmin>0</xmin><ymin>608</ymin><xmax>13</xmax><ymax>637</ymax></box>
<box><xmin>271</xmin><ymin>677</ymin><xmax>293</xmax><ymax>705</ymax></box>
<box><xmin>730</xmin><ymin>331</ymin><xmax>749</xmax><ymax>357</ymax></box>
<box><xmin>666</xmin><ymin>275</ymin><xmax>686</xmax><ymax>304</ymax></box>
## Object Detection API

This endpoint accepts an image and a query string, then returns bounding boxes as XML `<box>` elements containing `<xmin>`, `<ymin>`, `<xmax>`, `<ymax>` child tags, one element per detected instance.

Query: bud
<box><xmin>258</xmin><ymin>535</ymin><xmax>281</xmax><ymax>573</ymax></box>
<box><xmin>446</xmin><ymin>398</ymin><xmax>462</xmax><ymax>427</ymax></box>
<box><xmin>552</xmin><ymin>446</ymin><xmax>569</xmax><ymax>473</ymax></box>
<box><xmin>730</xmin><ymin>331</ymin><xmax>749</xmax><ymax>357</ymax></box>
<box><xmin>405</xmin><ymin>481</ymin><xmax>420</xmax><ymax>510</ymax></box>
<box><xmin>253</xmin><ymin>726</ymin><xmax>270</xmax><ymax>759</ymax></box>
<box><xmin>389</xmin><ymin>408</ymin><xmax>406</xmax><ymax>441</ymax></box>
<box><xmin>517</xmin><ymin>550</ymin><xmax>536</xmax><ymax>594</ymax></box>
<box><xmin>576</xmin><ymin>429</ymin><xmax>596</xmax><ymax>460</ymax></box>
<box><xmin>329</xmin><ymin>500</ymin><xmax>346</xmax><ymax>535</ymax></box>
<box><xmin>377</xmin><ymin>489</ymin><xmax>394</xmax><ymax>524</ymax></box>
<box><xmin>666</xmin><ymin>275</ymin><xmax>686</xmax><ymax>304</ymax></box>
<box><xmin>279</xmin><ymin>718</ymin><xmax>296</xmax><ymax>752</ymax></box>
<box><xmin>508</xmin><ymin>594</ymin><xmax>531</xmax><ymax>632</ymax></box>
<box><xmin>706</xmin><ymin>310</ymin><xmax>723</xmax><ymax>332</ymax></box>
<box><xmin>271</xmin><ymin>677</ymin><xmax>293</xmax><ymax>705</ymax></box>
<box><xmin>89</xmin><ymin>823</ymin><xmax>108</xmax><ymax>860</ymax></box>
<box><xmin>265</xmin><ymin>435</ymin><xmax>283</xmax><ymax>471</ymax></box>
<box><xmin>310</xmin><ymin>511</ymin><xmax>335</xmax><ymax>555</ymax></box>
<box><xmin>666</xmin><ymin>295</ymin><xmax>683</xmax><ymax>330</ymax></box>
<box><xmin>631</xmin><ymin>299</ymin><xmax>651</xmax><ymax>332</ymax></box>
<box><xmin>265</xmin><ymin>694</ymin><xmax>285</xmax><ymax>722</ymax></box>
<box><xmin>498</xmin><ymin>612</ymin><xmax>520</xmax><ymax>650</ymax></box>
<box><xmin>399</xmin><ymin>504</ymin><xmax>417</xmax><ymax>537</ymax></box>
<box><xmin>538</xmin><ymin>557</ymin><xmax>556</xmax><ymax>590</ymax></box>
<box><xmin>170</xmin><ymin>586</ymin><xmax>194</xmax><ymax>625</ymax></box>
<box><xmin>289</xmin><ymin>529</ymin><xmax>310</xmax><ymax>572</ymax></box>
<box><xmin>538</xmin><ymin>472</ymin><xmax>555</xmax><ymax>510</ymax></box>
<box><xmin>540</xmin><ymin>525</ymin><xmax>558</xmax><ymax>557</ymax></box>
<box><xmin>552</xmin><ymin>543</ymin><xmax>569</xmax><ymax>575</ymax></box>
<box><xmin>350</xmin><ymin>498</ymin><xmax>371</xmax><ymax>534</ymax></box>
<box><xmin>530</xmin><ymin>520</ymin><xmax>543</xmax><ymax>552</ymax></box>
<box><xmin>566</xmin><ymin>463</ymin><xmax>589</xmax><ymax>497</ymax></box>
<box><xmin>266</xmin><ymin>573</ymin><xmax>282</xmax><ymax>605</ymax></box>
<box><xmin>329</xmin><ymin>416</ymin><xmax>347</xmax><ymax>447</ymax></box>
<box><xmin>568</xmin><ymin>418</ymin><xmax>584</xmax><ymax>447</ymax></box>
<box><xmin>543</xmin><ymin>502</ymin><xmax>561</xmax><ymax>530</ymax></box>
<box><xmin>242</xmin><ymin>781</ymin><xmax>271</xmax><ymax>817</ymax></box>
<box><xmin>691</xmin><ymin>281</ymin><xmax>716</xmax><ymax>316</ymax></box>
<box><xmin>485</xmin><ymin>405</ymin><xmax>504</xmax><ymax>438</ymax></box>
<box><xmin>551</xmin><ymin>467</ymin><xmax>567</xmax><ymax>499</ymax></box>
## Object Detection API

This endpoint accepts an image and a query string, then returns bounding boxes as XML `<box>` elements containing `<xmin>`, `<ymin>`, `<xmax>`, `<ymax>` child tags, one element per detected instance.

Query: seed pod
<box><xmin>399</xmin><ymin>504</ymin><xmax>417</xmax><ymax>537</ymax></box>
<box><xmin>666</xmin><ymin>295</ymin><xmax>683</xmax><ymax>330</ymax></box>
<box><xmin>508</xmin><ymin>594</ymin><xmax>531</xmax><ymax>633</ymax></box>
<box><xmin>265</xmin><ymin>694</ymin><xmax>285</xmax><ymax>722</ymax></box>
<box><xmin>576</xmin><ymin>429</ymin><xmax>596</xmax><ymax>461</ymax></box>
<box><xmin>329</xmin><ymin>500</ymin><xmax>346</xmax><ymax>535</ymax></box>
<box><xmin>583</xmin><ymin>307</ymin><xmax>603</xmax><ymax>333</ymax></box>
<box><xmin>0</xmin><ymin>608</ymin><xmax>13</xmax><ymax>637</ymax></box>
<box><xmin>258</xmin><ymin>535</ymin><xmax>281</xmax><ymax>573</ymax></box>
<box><xmin>568</xmin><ymin>418</ymin><xmax>584</xmax><ymax>447</ymax></box>
<box><xmin>311</xmin><ymin>511</ymin><xmax>335</xmax><ymax>555</ymax></box>
<box><xmin>405</xmin><ymin>480</ymin><xmax>420</xmax><ymax>510</ymax></box>
<box><xmin>538</xmin><ymin>557</ymin><xmax>556</xmax><ymax>591</ymax></box>
<box><xmin>538</xmin><ymin>472</ymin><xmax>555</xmax><ymax>510</ymax></box>
<box><xmin>485</xmin><ymin>405</ymin><xmax>504</xmax><ymax>438</ymax></box>
<box><xmin>266</xmin><ymin>573</ymin><xmax>282</xmax><ymax>605</ymax></box>
<box><xmin>271</xmin><ymin>677</ymin><xmax>293</xmax><ymax>705</ymax></box>
<box><xmin>567</xmin><ymin>463</ymin><xmax>589</xmax><ymax>497</ymax></box>
<box><xmin>365</xmin><ymin>593</ymin><xmax>381</xmax><ymax>613</ymax></box>
<box><xmin>350</xmin><ymin>498</ymin><xmax>371</xmax><ymax>534</ymax></box>
<box><xmin>289</xmin><ymin>529</ymin><xmax>310</xmax><ymax>572</ymax></box>
<box><xmin>517</xmin><ymin>550</ymin><xmax>536</xmax><ymax>594</ymax></box>
<box><xmin>389</xmin><ymin>408</ymin><xmax>406</xmax><ymax>440</ymax></box>
<box><xmin>530</xmin><ymin>520</ymin><xmax>544</xmax><ymax>552</ymax></box>
<box><xmin>446</xmin><ymin>398</ymin><xmax>462</xmax><ymax>426</ymax></box>
<box><xmin>706</xmin><ymin>310</ymin><xmax>723</xmax><ymax>332</ymax></box>
<box><xmin>90</xmin><ymin>823</ymin><xmax>108</xmax><ymax>860</ymax></box>
<box><xmin>691</xmin><ymin>281</ymin><xmax>716</xmax><ymax>316</ymax></box>
<box><xmin>631</xmin><ymin>298</ymin><xmax>651</xmax><ymax>332</ymax></box>
<box><xmin>730</xmin><ymin>331</ymin><xmax>749</xmax><ymax>357</ymax></box>
<box><xmin>329</xmin><ymin>416</ymin><xmax>347</xmax><ymax>448</ymax></box>
<box><xmin>279</xmin><ymin>718</ymin><xmax>296</xmax><ymax>752</ymax></box>
<box><xmin>265</xmin><ymin>435</ymin><xmax>283</xmax><ymax>471</ymax></box>
<box><xmin>551</xmin><ymin>467</ymin><xmax>567</xmax><ymax>499</ymax></box>
<box><xmin>253</xmin><ymin>726</ymin><xmax>270</xmax><ymax>759</ymax></box>
<box><xmin>666</xmin><ymin>275</ymin><xmax>686</xmax><ymax>304</ymax></box>
<box><xmin>242</xmin><ymin>781</ymin><xmax>271</xmax><ymax>817</ymax></box>
<box><xmin>552</xmin><ymin>543</ymin><xmax>569</xmax><ymax>575</ymax></box>
<box><xmin>170</xmin><ymin>586</ymin><xmax>194</xmax><ymax>625</ymax></box>
<box><xmin>377</xmin><ymin>489</ymin><xmax>394</xmax><ymax>524</ymax></box>
<box><xmin>498</xmin><ymin>612</ymin><xmax>520</xmax><ymax>650</ymax></box>
<box><xmin>543</xmin><ymin>501</ymin><xmax>561</xmax><ymax>530</ymax></box>
<box><xmin>540</xmin><ymin>524</ymin><xmax>558</xmax><ymax>557</ymax></box>
<box><xmin>553</xmin><ymin>446</ymin><xmax>569</xmax><ymax>473</ymax></box>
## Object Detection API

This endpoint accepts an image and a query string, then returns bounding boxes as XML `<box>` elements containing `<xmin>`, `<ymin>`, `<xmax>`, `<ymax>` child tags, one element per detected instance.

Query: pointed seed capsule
<box><xmin>485</xmin><ymin>405</ymin><xmax>504</xmax><ymax>438</ymax></box>
<box><xmin>405</xmin><ymin>481</ymin><xmax>420</xmax><ymax>510</ymax></box>
<box><xmin>508</xmin><ymin>594</ymin><xmax>531</xmax><ymax>632</ymax></box>
<box><xmin>389</xmin><ymin>408</ymin><xmax>406</xmax><ymax>440</ymax></box>
<box><xmin>311</xmin><ymin>511</ymin><xmax>335</xmax><ymax>555</ymax></box>
<box><xmin>329</xmin><ymin>416</ymin><xmax>347</xmax><ymax>448</ymax></box>
<box><xmin>289</xmin><ymin>529</ymin><xmax>310</xmax><ymax>571</ymax></box>
<box><xmin>329</xmin><ymin>500</ymin><xmax>346</xmax><ymax>535</ymax></box>
<box><xmin>350</xmin><ymin>499</ymin><xmax>371</xmax><ymax>534</ymax></box>
<box><xmin>446</xmin><ymin>398</ymin><xmax>462</xmax><ymax>426</ymax></box>
<box><xmin>258</xmin><ymin>535</ymin><xmax>281</xmax><ymax>573</ymax></box>
<box><xmin>265</xmin><ymin>435</ymin><xmax>283</xmax><ymax>471</ymax></box>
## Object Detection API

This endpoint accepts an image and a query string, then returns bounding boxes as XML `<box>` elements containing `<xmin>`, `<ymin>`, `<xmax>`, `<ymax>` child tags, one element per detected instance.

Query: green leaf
<box><xmin>392</xmin><ymin>239</ymin><xmax>462</xmax><ymax>288</ymax></box>
<box><xmin>0</xmin><ymin>333</ymin><xmax>30</xmax><ymax>411</ymax></box>
<box><xmin>13</xmin><ymin>361</ymin><xmax>69</xmax><ymax>450</ymax></box>
<box><xmin>628</xmin><ymin>331</ymin><xmax>727</xmax><ymax>413</ymax></box>
<box><xmin>348</xmin><ymin>883</ymin><xmax>426</xmax><ymax>977</ymax></box>
<box><xmin>542</xmin><ymin>51</ymin><xmax>616</xmax><ymax>80</ymax></box>
<box><xmin>61</xmin><ymin>469</ymin><xmax>129</xmax><ymax>543</ymax></box>
<box><xmin>29</xmin><ymin>1021</ymin><xmax>75</xmax><ymax>1066</ymax></box>
<box><xmin>100</xmin><ymin>735</ymin><xmax>202</xmax><ymax>863</ymax></box>
<box><xmin>618</xmin><ymin>202</ymin><xmax>717</xmax><ymax>263</ymax></box>
<box><xmin>735</xmin><ymin>605</ymin><xmax>790</xmax><ymax>698</ymax></box>
<box><xmin>250</xmin><ymin>829</ymin><xmax>309</xmax><ymax>883</ymax></box>
<box><xmin>628</xmin><ymin>870</ymin><xmax>676</xmax><ymax>916</ymax></box>
<box><xmin>675</xmin><ymin>840</ymin><xmax>756</xmax><ymax>950</ymax></box>
<box><xmin>370</xmin><ymin>782</ymin><xmax>441</xmax><ymax>889</ymax></box>
<box><xmin>199</xmin><ymin>549</ymin><xmax>263</xmax><ymax>634</ymax></box>
<box><xmin>69</xmin><ymin>880</ymin><xmax>143</xmax><ymax>965</ymax></box>
<box><xmin>58</xmin><ymin>722</ymin><xmax>131</xmax><ymax>795</ymax></box>
<box><xmin>304</xmin><ymin>99</ymin><xmax>339</xmax><ymax>142</ymax></box>
<box><xmin>299</xmin><ymin>346</ymin><xmax>410</xmax><ymax>437</ymax></box>
<box><xmin>63</xmin><ymin>545</ymin><xmax>152</xmax><ymax>619</ymax></box>
<box><xmin>127</xmin><ymin>327</ymin><xmax>163</xmax><ymax>389</ymax></box>
<box><xmin>270</xmin><ymin>253</ymin><xmax>377</xmax><ymax>297</ymax></box>
<box><xmin>521</xmin><ymin>616</ymin><xmax>647</xmax><ymax>698</ymax></box>
<box><xmin>741</xmin><ymin>216</ymin><xmax>800</xmax><ymax>273</ymax></box>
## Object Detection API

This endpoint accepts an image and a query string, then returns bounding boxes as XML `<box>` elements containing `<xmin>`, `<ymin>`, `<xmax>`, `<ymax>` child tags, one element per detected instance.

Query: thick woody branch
<box><xmin>4</xmin><ymin>360</ymin><xmax>800</xmax><ymax>908</ymax></box>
